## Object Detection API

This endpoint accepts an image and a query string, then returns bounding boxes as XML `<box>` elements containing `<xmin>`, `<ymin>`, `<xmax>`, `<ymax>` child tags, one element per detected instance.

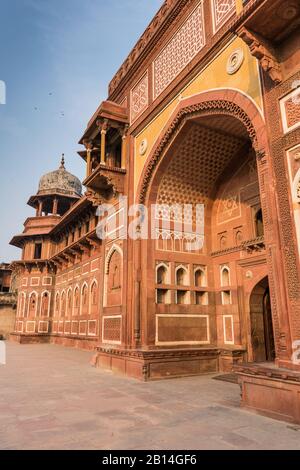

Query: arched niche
<box><xmin>81</xmin><ymin>282</ymin><xmax>89</xmax><ymax>316</ymax></box>
<box><xmin>28</xmin><ymin>292</ymin><xmax>38</xmax><ymax>318</ymax></box>
<box><xmin>60</xmin><ymin>291</ymin><xmax>66</xmax><ymax>318</ymax></box>
<box><xmin>40</xmin><ymin>291</ymin><xmax>51</xmax><ymax>317</ymax></box>
<box><xmin>89</xmin><ymin>280</ymin><xmax>99</xmax><ymax>315</ymax></box>
<box><xmin>104</xmin><ymin>244</ymin><xmax>123</xmax><ymax>307</ymax></box>
<box><xmin>67</xmin><ymin>288</ymin><xmax>73</xmax><ymax>316</ymax></box>
<box><xmin>73</xmin><ymin>286</ymin><xmax>80</xmax><ymax>316</ymax></box>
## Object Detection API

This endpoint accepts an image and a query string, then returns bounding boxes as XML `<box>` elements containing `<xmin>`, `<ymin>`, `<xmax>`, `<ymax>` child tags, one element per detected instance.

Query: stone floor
<box><xmin>1</xmin><ymin>342</ymin><xmax>300</xmax><ymax>450</ymax></box>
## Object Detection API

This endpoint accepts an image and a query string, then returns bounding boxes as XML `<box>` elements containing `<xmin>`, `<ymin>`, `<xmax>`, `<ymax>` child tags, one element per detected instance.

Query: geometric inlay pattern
<box><xmin>153</xmin><ymin>2</ymin><xmax>205</xmax><ymax>100</ymax></box>
<box><xmin>156</xmin><ymin>123</ymin><xmax>244</xmax><ymax>222</ymax></box>
<box><xmin>131</xmin><ymin>72</ymin><xmax>149</xmax><ymax>123</ymax></box>
<box><xmin>103</xmin><ymin>316</ymin><xmax>121</xmax><ymax>343</ymax></box>
<box><xmin>212</xmin><ymin>0</ymin><xmax>236</xmax><ymax>31</ymax></box>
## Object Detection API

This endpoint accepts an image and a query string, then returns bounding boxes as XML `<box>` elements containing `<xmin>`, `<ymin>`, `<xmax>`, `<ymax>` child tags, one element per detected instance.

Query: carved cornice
<box><xmin>97</xmin><ymin>346</ymin><xmax>245</xmax><ymax>361</ymax></box>
<box><xmin>108</xmin><ymin>0</ymin><xmax>191</xmax><ymax>97</ymax></box>
<box><xmin>211</xmin><ymin>245</ymin><xmax>243</xmax><ymax>257</ymax></box>
<box><xmin>234</xmin><ymin>363</ymin><xmax>300</xmax><ymax>383</ymax></box>
<box><xmin>238</xmin><ymin>26</ymin><xmax>282</xmax><ymax>84</ymax></box>
<box><xmin>97</xmin><ymin>346</ymin><xmax>221</xmax><ymax>360</ymax></box>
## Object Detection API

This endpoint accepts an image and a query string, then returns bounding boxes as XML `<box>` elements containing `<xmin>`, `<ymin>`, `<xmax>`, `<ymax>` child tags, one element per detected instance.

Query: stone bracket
<box><xmin>238</xmin><ymin>26</ymin><xmax>282</xmax><ymax>84</ymax></box>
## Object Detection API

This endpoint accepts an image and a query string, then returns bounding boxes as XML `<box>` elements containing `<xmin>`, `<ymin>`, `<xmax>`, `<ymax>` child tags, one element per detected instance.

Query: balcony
<box><xmin>84</xmin><ymin>163</ymin><xmax>126</xmax><ymax>198</ymax></box>
<box><xmin>242</xmin><ymin>236</ymin><xmax>265</xmax><ymax>253</ymax></box>
<box><xmin>79</xmin><ymin>100</ymin><xmax>129</xmax><ymax>199</ymax></box>
<box><xmin>0</xmin><ymin>292</ymin><xmax>17</xmax><ymax>307</ymax></box>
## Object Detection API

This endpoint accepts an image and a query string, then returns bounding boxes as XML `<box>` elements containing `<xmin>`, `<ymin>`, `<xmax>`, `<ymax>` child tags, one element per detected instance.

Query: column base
<box><xmin>95</xmin><ymin>346</ymin><xmax>245</xmax><ymax>381</ymax></box>
<box><xmin>9</xmin><ymin>333</ymin><xmax>50</xmax><ymax>345</ymax></box>
<box><xmin>234</xmin><ymin>363</ymin><xmax>300</xmax><ymax>424</ymax></box>
<box><xmin>51</xmin><ymin>335</ymin><xmax>97</xmax><ymax>351</ymax></box>
<box><xmin>10</xmin><ymin>333</ymin><xmax>98</xmax><ymax>351</ymax></box>
<box><xmin>219</xmin><ymin>348</ymin><xmax>246</xmax><ymax>372</ymax></box>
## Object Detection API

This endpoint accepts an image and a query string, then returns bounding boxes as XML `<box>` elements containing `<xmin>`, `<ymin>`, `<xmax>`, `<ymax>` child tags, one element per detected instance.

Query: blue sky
<box><xmin>0</xmin><ymin>0</ymin><xmax>162</xmax><ymax>262</ymax></box>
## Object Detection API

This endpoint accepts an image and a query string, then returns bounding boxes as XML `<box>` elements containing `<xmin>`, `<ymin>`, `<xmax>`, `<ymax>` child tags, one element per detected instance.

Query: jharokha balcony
<box><xmin>79</xmin><ymin>100</ymin><xmax>129</xmax><ymax>198</ymax></box>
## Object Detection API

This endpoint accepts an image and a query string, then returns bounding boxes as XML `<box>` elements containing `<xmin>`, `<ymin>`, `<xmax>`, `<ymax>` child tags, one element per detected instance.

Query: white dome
<box><xmin>38</xmin><ymin>156</ymin><xmax>82</xmax><ymax>197</ymax></box>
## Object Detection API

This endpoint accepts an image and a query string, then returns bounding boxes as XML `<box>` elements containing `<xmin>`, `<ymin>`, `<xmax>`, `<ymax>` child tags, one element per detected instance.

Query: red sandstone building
<box><xmin>10</xmin><ymin>0</ymin><xmax>300</xmax><ymax>424</ymax></box>
<box><xmin>0</xmin><ymin>264</ymin><xmax>11</xmax><ymax>293</ymax></box>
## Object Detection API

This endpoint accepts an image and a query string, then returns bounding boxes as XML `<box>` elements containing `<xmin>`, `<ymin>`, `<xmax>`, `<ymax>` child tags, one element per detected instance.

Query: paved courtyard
<box><xmin>0</xmin><ymin>342</ymin><xmax>300</xmax><ymax>450</ymax></box>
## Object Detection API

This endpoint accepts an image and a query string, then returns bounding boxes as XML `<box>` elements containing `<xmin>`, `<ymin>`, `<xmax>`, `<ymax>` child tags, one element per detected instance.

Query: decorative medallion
<box><xmin>139</xmin><ymin>139</ymin><xmax>148</xmax><ymax>156</ymax></box>
<box><xmin>227</xmin><ymin>49</ymin><xmax>244</xmax><ymax>75</ymax></box>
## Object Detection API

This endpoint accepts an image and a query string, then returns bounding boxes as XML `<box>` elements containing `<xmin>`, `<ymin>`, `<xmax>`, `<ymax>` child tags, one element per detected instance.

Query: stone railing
<box><xmin>0</xmin><ymin>292</ymin><xmax>17</xmax><ymax>307</ymax></box>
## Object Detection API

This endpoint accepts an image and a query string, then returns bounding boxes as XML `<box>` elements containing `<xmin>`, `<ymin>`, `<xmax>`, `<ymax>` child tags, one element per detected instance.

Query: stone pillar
<box><xmin>86</xmin><ymin>150</ymin><xmax>92</xmax><ymax>177</ymax></box>
<box><xmin>38</xmin><ymin>200</ymin><xmax>43</xmax><ymax>217</ymax></box>
<box><xmin>99</xmin><ymin>120</ymin><xmax>108</xmax><ymax>166</ymax></box>
<box><xmin>52</xmin><ymin>198</ymin><xmax>58</xmax><ymax>215</ymax></box>
<box><xmin>121</xmin><ymin>126</ymin><xmax>129</xmax><ymax>170</ymax></box>
<box><xmin>84</xmin><ymin>140</ymin><xmax>93</xmax><ymax>178</ymax></box>
<box><xmin>134</xmin><ymin>227</ymin><xmax>142</xmax><ymax>347</ymax></box>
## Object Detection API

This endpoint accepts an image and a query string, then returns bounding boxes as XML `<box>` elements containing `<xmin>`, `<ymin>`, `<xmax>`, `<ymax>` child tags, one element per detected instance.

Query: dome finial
<box><xmin>60</xmin><ymin>153</ymin><xmax>65</xmax><ymax>170</ymax></box>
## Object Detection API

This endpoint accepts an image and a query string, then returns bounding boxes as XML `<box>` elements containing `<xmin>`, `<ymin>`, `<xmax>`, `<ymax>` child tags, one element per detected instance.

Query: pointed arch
<box><xmin>60</xmin><ymin>290</ymin><xmax>66</xmax><ymax>318</ymax></box>
<box><xmin>221</xmin><ymin>266</ymin><xmax>231</xmax><ymax>287</ymax></box>
<box><xmin>54</xmin><ymin>291</ymin><xmax>60</xmax><ymax>317</ymax></box>
<box><xmin>27</xmin><ymin>291</ymin><xmax>38</xmax><ymax>318</ymax></box>
<box><xmin>89</xmin><ymin>279</ymin><xmax>99</xmax><ymax>315</ymax></box>
<box><xmin>137</xmin><ymin>89</ymin><xmax>267</xmax><ymax>205</ymax></box>
<box><xmin>104</xmin><ymin>244</ymin><xmax>123</xmax><ymax>307</ymax></box>
<box><xmin>40</xmin><ymin>290</ymin><xmax>51</xmax><ymax>317</ymax></box>
<box><xmin>18</xmin><ymin>292</ymin><xmax>26</xmax><ymax>318</ymax></box>
<box><xmin>194</xmin><ymin>267</ymin><xmax>207</xmax><ymax>288</ymax></box>
<box><xmin>73</xmin><ymin>285</ymin><xmax>80</xmax><ymax>316</ymax></box>
<box><xmin>105</xmin><ymin>244</ymin><xmax>123</xmax><ymax>275</ymax></box>
<box><xmin>67</xmin><ymin>287</ymin><xmax>73</xmax><ymax>316</ymax></box>
<box><xmin>156</xmin><ymin>262</ymin><xmax>170</xmax><ymax>285</ymax></box>
<box><xmin>175</xmin><ymin>265</ymin><xmax>189</xmax><ymax>286</ymax></box>
<box><xmin>80</xmin><ymin>282</ymin><xmax>89</xmax><ymax>316</ymax></box>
